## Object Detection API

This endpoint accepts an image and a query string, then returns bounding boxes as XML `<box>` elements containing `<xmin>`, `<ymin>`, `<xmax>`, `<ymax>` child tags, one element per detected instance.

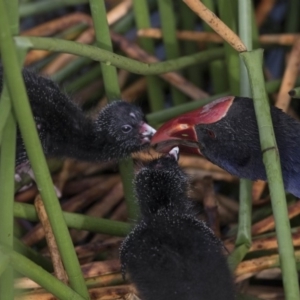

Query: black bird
<box><xmin>151</xmin><ymin>96</ymin><xmax>300</xmax><ymax>198</ymax></box>
<box><xmin>120</xmin><ymin>153</ymin><xmax>235</xmax><ymax>300</ymax></box>
<box><xmin>0</xmin><ymin>68</ymin><xmax>155</xmax><ymax>179</ymax></box>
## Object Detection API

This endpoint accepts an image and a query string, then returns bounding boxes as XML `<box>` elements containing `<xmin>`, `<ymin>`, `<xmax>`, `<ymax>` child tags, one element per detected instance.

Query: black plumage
<box><xmin>152</xmin><ymin>96</ymin><xmax>300</xmax><ymax>198</ymax></box>
<box><xmin>0</xmin><ymin>68</ymin><xmax>155</xmax><ymax>177</ymax></box>
<box><xmin>194</xmin><ymin>97</ymin><xmax>300</xmax><ymax>194</ymax></box>
<box><xmin>120</xmin><ymin>155</ymin><xmax>235</xmax><ymax>300</ymax></box>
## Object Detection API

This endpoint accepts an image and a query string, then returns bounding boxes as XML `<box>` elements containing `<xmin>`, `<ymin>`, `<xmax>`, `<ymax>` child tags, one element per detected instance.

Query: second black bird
<box><xmin>152</xmin><ymin>96</ymin><xmax>300</xmax><ymax>198</ymax></box>
<box><xmin>120</xmin><ymin>154</ymin><xmax>235</xmax><ymax>300</ymax></box>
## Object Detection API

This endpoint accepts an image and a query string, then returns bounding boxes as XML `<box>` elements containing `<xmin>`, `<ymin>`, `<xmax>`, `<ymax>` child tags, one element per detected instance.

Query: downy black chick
<box><xmin>0</xmin><ymin>68</ymin><xmax>155</xmax><ymax>178</ymax></box>
<box><xmin>120</xmin><ymin>153</ymin><xmax>235</xmax><ymax>300</ymax></box>
<box><xmin>152</xmin><ymin>96</ymin><xmax>300</xmax><ymax>198</ymax></box>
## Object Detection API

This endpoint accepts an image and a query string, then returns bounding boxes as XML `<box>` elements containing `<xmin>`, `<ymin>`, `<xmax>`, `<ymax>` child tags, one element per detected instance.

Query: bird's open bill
<box><xmin>151</xmin><ymin>96</ymin><xmax>235</xmax><ymax>155</ymax></box>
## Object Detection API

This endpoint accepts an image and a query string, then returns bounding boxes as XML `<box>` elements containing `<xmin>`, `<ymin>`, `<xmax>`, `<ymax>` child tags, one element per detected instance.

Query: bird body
<box><xmin>120</xmin><ymin>155</ymin><xmax>235</xmax><ymax>300</ymax></box>
<box><xmin>0</xmin><ymin>68</ymin><xmax>155</xmax><ymax>172</ymax></box>
<box><xmin>152</xmin><ymin>96</ymin><xmax>300</xmax><ymax>198</ymax></box>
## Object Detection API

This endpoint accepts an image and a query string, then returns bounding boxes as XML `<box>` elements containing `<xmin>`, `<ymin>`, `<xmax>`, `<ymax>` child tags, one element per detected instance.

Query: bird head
<box><xmin>135</xmin><ymin>153</ymin><xmax>191</xmax><ymax>218</ymax></box>
<box><xmin>151</xmin><ymin>96</ymin><xmax>235</xmax><ymax>156</ymax></box>
<box><xmin>151</xmin><ymin>96</ymin><xmax>266</xmax><ymax>180</ymax></box>
<box><xmin>96</xmin><ymin>101</ymin><xmax>156</xmax><ymax>157</ymax></box>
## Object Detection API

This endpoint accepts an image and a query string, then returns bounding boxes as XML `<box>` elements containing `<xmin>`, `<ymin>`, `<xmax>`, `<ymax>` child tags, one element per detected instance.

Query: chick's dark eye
<box><xmin>122</xmin><ymin>125</ymin><xmax>133</xmax><ymax>133</ymax></box>
<box><xmin>206</xmin><ymin>129</ymin><xmax>216</xmax><ymax>139</ymax></box>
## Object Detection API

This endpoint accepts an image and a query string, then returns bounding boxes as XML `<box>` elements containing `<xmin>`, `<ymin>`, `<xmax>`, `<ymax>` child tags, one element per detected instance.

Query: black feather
<box><xmin>120</xmin><ymin>155</ymin><xmax>235</xmax><ymax>300</ymax></box>
<box><xmin>0</xmin><ymin>68</ymin><xmax>153</xmax><ymax>173</ymax></box>
<box><xmin>196</xmin><ymin>97</ymin><xmax>300</xmax><ymax>197</ymax></box>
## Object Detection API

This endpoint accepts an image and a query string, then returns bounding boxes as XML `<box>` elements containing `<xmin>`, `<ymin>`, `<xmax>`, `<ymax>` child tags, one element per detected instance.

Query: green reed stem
<box><xmin>0</xmin><ymin>0</ymin><xmax>89</xmax><ymax>297</ymax></box>
<box><xmin>19</xmin><ymin>0</ymin><xmax>89</xmax><ymax>18</ymax></box>
<box><xmin>241</xmin><ymin>49</ymin><xmax>300</xmax><ymax>300</ymax></box>
<box><xmin>133</xmin><ymin>0</ymin><xmax>165</xmax><ymax>112</ymax></box>
<box><xmin>13</xmin><ymin>238</ymin><xmax>53</xmax><ymax>272</ymax></box>
<box><xmin>228</xmin><ymin>0</ymin><xmax>253</xmax><ymax>271</ymax></box>
<box><xmin>89</xmin><ymin>0</ymin><xmax>138</xmax><ymax>220</ymax></box>
<box><xmin>217</xmin><ymin>0</ymin><xmax>240</xmax><ymax>95</ymax></box>
<box><xmin>202</xmin><ymin>0</ymin><xmax>228</xmax><ymax>94</ymax></box>
<box><xmin>179</xmin><ymin>1</ymin><xmax>203</xmax><ymax>87</ymax></box>
<box><xmin>0</xmin><ymin>246</ymin><xmax>85</xmax><ymax>300</ymax></box>
<box><xmin>13</xmin><ymin>202</ymin><xmax>131</xmax><ymax>236</ymax></box>
<box><xmin>15</xmin><ymin>36</ymin><xmax>224</xmax><ymax>75</ymax></box>
<box><xmin>0</xmin><ymin>113</ymin><xmax>16</xmax><ymax>300</ymax></box>
<box><xmin>158</xmin><ymin>0</ymin><xmax>186</xmax><ymax>105</ymax></box>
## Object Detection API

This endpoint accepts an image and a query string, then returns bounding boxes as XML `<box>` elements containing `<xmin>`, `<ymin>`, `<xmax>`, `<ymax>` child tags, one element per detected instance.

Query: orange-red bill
<box><xmin>151</xmin><ymin>96</ymin><xmax>235</xmax><ymax>155</ymax></box>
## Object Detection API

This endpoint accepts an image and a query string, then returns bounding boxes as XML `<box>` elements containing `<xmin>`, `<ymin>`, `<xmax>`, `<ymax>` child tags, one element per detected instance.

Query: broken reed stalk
<box><xmin>137</xmin><ymin>29</ymin><xmax>300</xmax><ymax>46</ymax></box>
<box><xmin>241</xmin><ymin>49</ymin><xmax>300</xmax><ymax>300</ymax></box>
<box><xmin>137</xmin><ymin>28</ymin><xmax>224</xmax><ymax>42</ymax></box>
<box><xmin>235</xmin><ymin>249</ymin><xmax>300</xmax><ymax>279</ymax></box>
<box><xmin>276</xmin><ymin>37</ymin><xmax>300</xmax><ymax>112</ymax></box>
<box><xmin>0</xmin><ymin>0</ymin><xmax>90</xmax><ymax>297</ymax></box>
<box><xmin>34</xmin><ymin>195</ymin><xmax>68</xmax><ymax>284</ymax></box>
<box><xmin>251</xmin><ymin>201</ymin><xmax>300</xmax><ymax>235</ymax></box>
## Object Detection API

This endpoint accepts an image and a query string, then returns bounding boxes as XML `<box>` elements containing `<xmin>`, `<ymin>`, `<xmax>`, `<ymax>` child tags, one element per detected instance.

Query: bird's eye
<box><xmin>122</xmin><ymin>125</ymin><xmax>133</xmax><ymax>133</ymax></box>
<box><xmin>206</xmin><ymin>129</ymin><xmax>216</xmax><ymax>139</ymax></box>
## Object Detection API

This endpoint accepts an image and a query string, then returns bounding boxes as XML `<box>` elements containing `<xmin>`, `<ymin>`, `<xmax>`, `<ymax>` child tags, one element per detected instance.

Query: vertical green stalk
<box><xmin>0</xmin><ymin>2</ymin><xmax>18</xmax><ymax>298</ymax></box>
<box><xmin>89</xmin><ymin>0</ymin><xmax>138</xmax><ymax>219</ymax></box>
<box><xmin>0</xmin><ymin>255</ymin><xmax>10</xmax><ymax>277</ymax></box>
<box><xmin>251</xmin><ymin>3</ymin><xmax>260</xmax><ymax>49</ymax></box>
<box><xmin>133</xmin><ymin>0</ymin><xmax>165</xmax><ymax>112</ymax></box>
<box><xmin>5</xmin><ymin>0</ymin><xmax>18</xmax><ymax>35</ymax></box>
<box><xmin>202</xmin><ymin>0</ymin><xmax>228</xmax><ymax>94</ymax></box>
<box><xmin>0</xmin><ymin>85</ymin><xmax>12</xmax><ymax>143</ymax></box>
<box><xmin>158</xmin><ymin>0</ymin><xmax>186</xmax><ymax>105</ymax></box>
<box><xmin>178</xmin><ymin>1</ymin><xmax>202</xmax><ymax>86</ymax></box>
<box><xmin>0</xmin><ymin>113</ymin><xmax>16</xmax><ymax>300</ymax></box>
<box><xmin>234</xmin><ymin>0</ymin><xmax>253</xmax><ymax>266</ymax></box>
<box><xmin>217</xmin><ymin>0</ymin><xmax>240</xmax><ymax>95</ymax></box>
<box><xmin>241</xmin><ymin>49</ymin><xmax>300</xmax><ymax>300</ymax></box>
<box><xmin>285</xmin><ymin>0</ymin><xmax>300</xmax><ymax>33</ymax></box>
<box><xmin>0</xmin><ymin>1</ymin><xmax>90</xmax><ymax>298</ymax></box>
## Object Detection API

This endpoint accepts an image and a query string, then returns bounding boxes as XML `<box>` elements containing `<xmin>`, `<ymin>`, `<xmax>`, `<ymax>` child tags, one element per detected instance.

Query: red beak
<box><xmin>151</xmin><ymin>96</ymin><xmax>235</xmax><ymax>155</ymax></box>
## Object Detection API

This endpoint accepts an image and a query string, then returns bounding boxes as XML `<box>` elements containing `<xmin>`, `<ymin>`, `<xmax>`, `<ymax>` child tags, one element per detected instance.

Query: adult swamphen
<box><xmin>151</xmin><ymin>96</ymin><xmax>300</xmax><ymax>198</ymax></box>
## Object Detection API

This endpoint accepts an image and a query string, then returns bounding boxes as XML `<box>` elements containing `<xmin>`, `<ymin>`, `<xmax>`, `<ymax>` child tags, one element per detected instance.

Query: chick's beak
<box><xmin>151</xmin><ymin>96</ymin><xmax>235</xmax><ymax>155</ymax></box>
<box><xmin>139</xmin><ymin>122</ymin><xmax>156</xmax><ymax>144</ymax></box>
